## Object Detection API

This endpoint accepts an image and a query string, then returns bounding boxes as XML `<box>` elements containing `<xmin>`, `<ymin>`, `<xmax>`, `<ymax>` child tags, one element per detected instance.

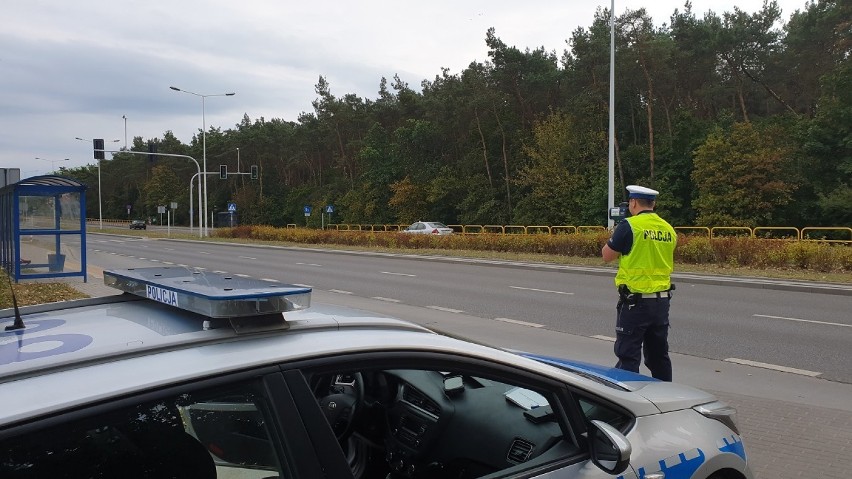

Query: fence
<box><xmin>86</xmin><ymin>218</ymin><xmax>852</xmax><ymax>244</ymax></box>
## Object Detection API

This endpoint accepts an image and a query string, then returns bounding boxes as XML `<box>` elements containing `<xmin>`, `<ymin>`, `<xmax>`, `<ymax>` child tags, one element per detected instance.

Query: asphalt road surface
<box><xmin>80</xmin><ymin>233</ymin><xmax>852</xmax><ymax>384</ymax></box>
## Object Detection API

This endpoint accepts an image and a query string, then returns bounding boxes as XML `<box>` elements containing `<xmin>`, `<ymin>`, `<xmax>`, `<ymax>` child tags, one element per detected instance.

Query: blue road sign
<box><xmin>326</xmin><ymin>205</ymin><xmax>334</xmax><ymax>214</ymax></box>
<box><xmin>304</xmin><ymin>205</ymin><xmax>312</xmax><ymax>216</ymax></box>
<box><xmin>228</xmin><ymin>202</ymin><xmax>237</xmax><ymax>212</ymax></box>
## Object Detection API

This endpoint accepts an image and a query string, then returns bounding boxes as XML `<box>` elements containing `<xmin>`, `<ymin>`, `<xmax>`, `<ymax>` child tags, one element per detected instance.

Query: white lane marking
<box><xmin>372</xmin><ymin>296</ymin><xmax>402</xmax><ymax>303</ymax></box>
<box><xmin>724</xmin><ymin>358</ymin><xmax>821</xmax><ymax>377</ymax></box>
<box><xmin>427</xmin><ymin>306</ymin><xmax>464</xmax><ymax>314</ymax></box>
<box><xmin>381</xmin><ymin>271</ymin><xmax>416</xmax><ymax>277</ymax></box>
<box><xmin>239</xmin><ymin>256</ymin><xmax>256</xmax><ymax>260</ymax></box>
<box><xmin>165</xmin><ymin>248</ymin><xmax>175</xmax><ymax>251</ymax></box>
<box><xmin>296</xmin><ymin>262</ymin><xmax>323</xmax><ymax>267</ymax></box>
<box><xmin>591</xmin><ymin>335</ymin><xmax>617</xmax><ymax>342</ymax></box>
<box><xmin>177</xmin><ymin>264</ymin><xmax>188</xmax><ymax>267</ymax></box>
<box><xmin>293</xmin><ymin>283</ymin><xmax>313</xmax><ymax>288</ymax></box>
<box><xmin>194</xmin><ymin>267</ymin><xmax>207</xmax><ymax>271</ymax></box>
<box><xmin>149</xmin><ymin>259</ymin><xmax>160</xmax><ymax>262</ymax></box>
<box><xmin>509</xmin><ymin>286</ymin><xmax>574</xmax><ymax>295</ymax></box>
<box><xmin>235</xmin><ymin>274</ymin><xmax>251</xmax><ymax>278</ymax></box>
<box><xmin>199</xmin><ymin>251</ymin><xmax>211</xmax><ymax>255</ymax></box>
<box><xmin>329</xmin><ymin>289</ymin><xmax>353</xmax><ymax>295</ymax></box>
<box><xmin>494</xmin><ymin>317</ymin><xmax>544</xmax><ymax>328</ymax></box>
<box><xmin>162</xmin><ymin>261</ymin><xmax>174</xmax><ymax>265</ymax></box>
<box><xmin>138</xmin><ymin>257</ymin><xmax>145</xmax><ymax>260</ymax></box>
<box><xmin>261</xmin><ymin>278</ymin><xmax>280</xmax><ymax>283</ymax></box>
<box><xmin>753</xmin><ymin>314</ymin><xmax>851</xmax><ymax>328</ymax></box>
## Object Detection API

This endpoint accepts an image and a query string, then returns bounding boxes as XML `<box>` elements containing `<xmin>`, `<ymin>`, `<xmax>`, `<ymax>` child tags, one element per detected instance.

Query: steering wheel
<box><xmin>317</xmin><ymin>372</ymin><xmax>364</xmax><ymax>440</ymax></box>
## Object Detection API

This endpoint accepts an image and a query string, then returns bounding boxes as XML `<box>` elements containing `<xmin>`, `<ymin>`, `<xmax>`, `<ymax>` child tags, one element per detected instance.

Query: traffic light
<box><xmin>93</xmin><ymin>139</ymin><xmax>105</xmax><ymax>160</ymax></box>
<box><xmin>250</xmin><ymin>165</ymin><xmax>258</xmax><ymax>180</ymax></box>
<box><xmin>219</xmin><ymin>165</ymin><xmax>228</xmax><ymax>179</ymax></box>
<box><xmin>147</xmin><ymin>142</ymin><xmax>157</xmax><ymax>164</ymax></box>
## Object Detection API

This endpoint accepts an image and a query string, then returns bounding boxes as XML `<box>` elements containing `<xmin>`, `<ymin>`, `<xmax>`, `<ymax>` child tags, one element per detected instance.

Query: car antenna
<box><xmin>3</xmin><ymin>271</ymin><xmax>25</xmax><ymax>331</ymax></box>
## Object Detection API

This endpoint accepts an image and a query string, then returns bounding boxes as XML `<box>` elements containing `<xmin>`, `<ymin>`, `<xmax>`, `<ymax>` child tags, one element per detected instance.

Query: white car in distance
<box><xmin>402</xmin><ymin>221</ymin><xmax>454</xmax><ymax>235</ymax></box>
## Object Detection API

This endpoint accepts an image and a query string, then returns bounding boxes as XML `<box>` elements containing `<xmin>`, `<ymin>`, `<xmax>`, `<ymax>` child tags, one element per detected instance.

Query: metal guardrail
<box><xmin>87</xmin><ymin>218</ymin><xmax>852</xmax><ymax>244</ymax></box>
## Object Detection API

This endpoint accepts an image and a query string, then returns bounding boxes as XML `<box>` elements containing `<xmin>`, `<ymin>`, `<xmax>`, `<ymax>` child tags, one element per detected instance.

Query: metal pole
<box><xmin>607</xmin><ymin>0</ymin><xmax>616</xmax><ymax>229</ymax></box>
<box><xmin>202</xmin><ymin>96</ymin><xmax>208</xmax><ymax>237</ymax></box>
<box><xmin>98</xmin><ymin>159</ymin><xmax>103</xmax><ymax>230</ymax></box>
<box><xmin>237</xmin><ymin>147</ymin><xmax>240</xmax><ymax>172</ymax></box>
<box><xmin>123</xmin><ymin>115</ymin><xmax>127</xmax><ymax>150</ymax></box>
<box><xmin>189</xmin><ymin>174</ymin><xmax>195</xmax><ymax>233</ymax></box>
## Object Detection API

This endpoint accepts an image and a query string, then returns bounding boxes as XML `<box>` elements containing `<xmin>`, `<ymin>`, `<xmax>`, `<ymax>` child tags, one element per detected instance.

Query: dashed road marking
<box><xmin>381</xmin><ymin>271</ymin><xmax>416</xmax><ymax>277</ymax></box>
<box><xmin>239</xmin><ymin>256</ymin><xmax>256</xmax><ymax>260</ymax></box>
<box><xmin>591</xmin><ymin>335</ymin><xmax>616</xmax><ymax>342</ymax></box>
<box><xmin>494</xmin><ymin>317</ymin><xmax>544</xmax><ymax>328</ymax></box>
<box><xmin>753</xmin><ymin>314</ymin><xmax>850</xmax><ymax>328</ymax></box>
<box><xmin>293</xmin><ymin>283</ymin><xmax>313</xmax><ymax>288</ymax></box>
<box><xmin>235</xmin><ymin>274</ymin><xmax>251</xmax><ymax>278</ymax></box>
<box><xmin>261</xmin><ymin>278</ymin><xmax>280</xmax><ymax>282</ymax></box>
<box><xmin>163</xmin><ymin>261</ymin><xmax>174</xmax><ymax>265</ymax></box>
<box><xmin>427</xmin><ymin>306</ymin><xmax>464</xmax><ymax>313</ymax></box>
<box><xmin>199</xmin><ymin>251</ymin><xmax>211</xmax><ymax>255</ymax></box>
<box><xmin>329</xmin><ymin>289</ymin><xmax>353</xmax><ymax>295</ymax></box>
<box><xmin>372</xmin><ymin>296</ymin><xmax>402</xmax><ymax>303</ymax></box>
<box><xmin>213</xmin><ymin>270</ymin><xmax>228</xmax><ymax>274</ymax></box>
<box><xmin>296</xmin><ymin>262</ymin><xmax>323</xmax><ymax>267</ymax></box>
<box><xmin>724</xmin><ymin>358</ymin><xmax>821</xmax><ymax>377</ymax></box>
<box><xmin>509</xmin><ymin>286</ymin><xmax>574</xmax><ymax>295</ymax></box>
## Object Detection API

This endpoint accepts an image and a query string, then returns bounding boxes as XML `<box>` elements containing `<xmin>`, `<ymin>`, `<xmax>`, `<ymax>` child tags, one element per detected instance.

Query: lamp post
<box><xmin>607</xmin><ymin>0</ymin><xmax>616</xmax><ymax>229</ymax></box>
<box><xmin>122</xmin><ymin>115</ymin><xmax>127</xmax><ymax>149</ymax></box>
<box><xmin>75</xmin><ymin>137</ymin><xmax>119</xmax><ymax>230</ymax></box>
<box><xmin>35</xmin><ymin>157</ymin><xmax>70</xmax><ymax>173</ymax></box>
<box><xmin>169</xmin><ymin>86</ymin><xmax>235</xmax><ymax>237</ymax></box>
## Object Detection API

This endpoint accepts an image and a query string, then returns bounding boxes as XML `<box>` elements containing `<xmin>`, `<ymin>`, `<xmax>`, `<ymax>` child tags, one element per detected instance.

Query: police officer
<box><xmin>601</xmin><ymin>185</ymin><xmax>677</xmax><ymax>381</ymax></box>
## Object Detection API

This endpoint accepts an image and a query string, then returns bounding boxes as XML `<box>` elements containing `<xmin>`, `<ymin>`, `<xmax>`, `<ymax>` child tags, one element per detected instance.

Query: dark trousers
<box><xmin>614</xmin><ymin>297</ymin><xmax>672</xmax><ymax>381</ymax></box>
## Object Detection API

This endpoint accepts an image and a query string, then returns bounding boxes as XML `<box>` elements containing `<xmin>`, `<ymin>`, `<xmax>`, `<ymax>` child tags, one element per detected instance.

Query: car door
<box><xmin>0</xmin><ymin>368</ymin><xmax>352</xmax><ymax>479</ymax></box>
<box><xmin>280</xmin><ymin>351</ymin><xmax>634</xmax><ymax>479</ymax></box>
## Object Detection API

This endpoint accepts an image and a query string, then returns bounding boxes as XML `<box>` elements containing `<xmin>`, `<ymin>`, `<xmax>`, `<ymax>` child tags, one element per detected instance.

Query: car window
<box><xmin>576</xmin><ymin>395</ymin><xmax>632</xmax><ymax>431</ymax></box>
<box><xmin>0</xmin><ymin>380</ymin><xmax>288</xmax><ymax>479</ymax></box>
<box><xmin>298</xmin><ymin>361</ymin><xmax>589</xmax><ymax>479</ymax></box>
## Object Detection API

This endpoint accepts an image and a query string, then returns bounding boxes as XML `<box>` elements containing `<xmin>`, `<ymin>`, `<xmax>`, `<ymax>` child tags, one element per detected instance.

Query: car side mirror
<box><xmin>588</xmin><ymin>419</ymin><xmax>631</xmax><ymax>475</ymax></box>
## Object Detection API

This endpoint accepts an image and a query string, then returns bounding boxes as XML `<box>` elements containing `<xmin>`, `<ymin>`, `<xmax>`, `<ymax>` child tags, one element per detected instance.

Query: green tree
<box><xmin>692</xmin><ymin>122</ymin><xmax>798</xmax><ymax>226</ymax></box>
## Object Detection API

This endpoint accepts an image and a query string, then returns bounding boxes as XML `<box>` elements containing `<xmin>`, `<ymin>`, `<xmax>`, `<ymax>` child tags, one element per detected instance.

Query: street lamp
<box><xmin>35</xmin><ymin>157</ymin><xmax>70</xmax><ymax>173</ymax></box>
<box><xmin>75</xmin><ymin>137</ymin><xmax>119</xmax><ymax>230</ymax></box>
<box><xmin>170</xmin><ymin>86</ymin><xmax>236</xmax><ymax>237</ymax></box>
<box><xmin>122</xmin><ymin>115</ymin><xmax>128</xmax><ymax>150</ymax></box>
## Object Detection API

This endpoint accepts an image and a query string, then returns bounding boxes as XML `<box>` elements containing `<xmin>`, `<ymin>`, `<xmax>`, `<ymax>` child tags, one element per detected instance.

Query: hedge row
<box><xmin>216</xmin><ymin>226</ymin><xmax>852</xmax><ymax>273</ymax></box>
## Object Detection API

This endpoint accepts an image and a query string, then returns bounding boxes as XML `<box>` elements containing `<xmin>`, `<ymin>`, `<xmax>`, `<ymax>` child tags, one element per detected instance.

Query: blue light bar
<box><xmin>103</xmin><ymin>267</ymin><xmax>311</xmax><ymax>318</ymax></box>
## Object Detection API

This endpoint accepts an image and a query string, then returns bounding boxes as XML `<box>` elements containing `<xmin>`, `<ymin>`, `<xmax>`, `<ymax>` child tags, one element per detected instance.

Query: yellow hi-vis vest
<box><xmin>614</xmin><ymin>212</ymin><xmax>676</xmax><ymax>293</ymax></box>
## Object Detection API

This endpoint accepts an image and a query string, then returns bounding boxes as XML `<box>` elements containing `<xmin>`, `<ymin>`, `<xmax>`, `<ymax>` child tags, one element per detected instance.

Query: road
<box><xmin>82</xmin><ymin>234</ymin><xmax>852</xmax><ymax>384</ymax></box>
<box><xmin>72</xmin><ymin>233</ymin><xmax>852</xmax><ymax>478</ymax></box>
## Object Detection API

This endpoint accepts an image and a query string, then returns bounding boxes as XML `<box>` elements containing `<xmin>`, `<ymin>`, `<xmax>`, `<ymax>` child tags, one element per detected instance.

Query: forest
<box><xmin>61</xmin><ymin>0</ymin><xmax>851</xmax><ymax>229</ymax></box>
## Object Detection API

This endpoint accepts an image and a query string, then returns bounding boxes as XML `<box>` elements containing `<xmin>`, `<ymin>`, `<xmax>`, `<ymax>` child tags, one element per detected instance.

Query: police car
<box><xmin>0</xmin><ymin>267</ymin><xmax>752</xmax><ymax>479</ymax></box>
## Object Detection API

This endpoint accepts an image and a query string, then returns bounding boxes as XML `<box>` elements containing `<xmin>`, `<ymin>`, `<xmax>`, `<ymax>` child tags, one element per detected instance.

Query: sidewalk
<box><xmin>69</xmin><ymin>269</ymin><xmax>851</xmax><ymax>478</ymax></box>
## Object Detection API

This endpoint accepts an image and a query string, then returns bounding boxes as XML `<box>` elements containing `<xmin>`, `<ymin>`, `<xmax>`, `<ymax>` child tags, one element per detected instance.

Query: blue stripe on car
<box><xmin>520</xmin><ymin>352</ymin><xmax>659</xmax><ymax>384</ymax></box>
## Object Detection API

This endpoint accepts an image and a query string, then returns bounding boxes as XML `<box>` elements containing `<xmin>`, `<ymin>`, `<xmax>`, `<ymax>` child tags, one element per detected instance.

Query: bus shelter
<box><xmin>0</xmin><ymin>175</ymin><xmax>87</xmax><ymax>283</ymax></box>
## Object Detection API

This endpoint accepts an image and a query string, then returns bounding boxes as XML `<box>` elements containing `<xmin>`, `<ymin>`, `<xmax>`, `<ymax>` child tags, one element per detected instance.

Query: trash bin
<box><xmin>48</xmin><ymin>253</ymin><xmax>66</xmax><ymax>272</ymax></box>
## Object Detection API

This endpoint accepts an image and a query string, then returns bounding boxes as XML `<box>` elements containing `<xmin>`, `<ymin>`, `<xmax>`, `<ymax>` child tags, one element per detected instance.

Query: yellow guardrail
<box><xmin>674</xmin><ymin>226</ymin><xmax>711</xmax><ymax>238</ymax></box>
<box><xmin>92</xmin><ymin>218</ymin><xmax>851</xmax><ymax>244</ymax></box>
<box><xmin>801</xmin><ymin>227</ymin><xmax>852</xmax><ymax>244</ymax></box>
<box><xmin>526</xmin><ymin>225</ymin><xmax>551</xmax><ymax>234</ymax></box>
<box><xmin>753</xmin><ymin>227</ymin><xmax>800</xmax><ymax>240</ymax></box>
<box><xmin>711</xmin><ymin>227</ymin><xmax>753</xmax><ymax>238</ymax></box>
<box><xmin>551</xmin><ymin>226</ymin><xmax>577</xmax><ymax>235</ymax></box>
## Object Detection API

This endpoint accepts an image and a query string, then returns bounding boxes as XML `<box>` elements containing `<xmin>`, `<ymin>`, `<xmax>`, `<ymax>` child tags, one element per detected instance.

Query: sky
<box><xmin>2</xmin><ymin>0</ymin><xmax>808</xmax><ymax>179</ymax></box>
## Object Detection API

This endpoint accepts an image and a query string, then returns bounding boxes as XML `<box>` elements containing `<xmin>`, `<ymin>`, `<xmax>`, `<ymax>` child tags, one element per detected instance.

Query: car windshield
<box><xmin>428</xmin><ymin>222</ymin><xmax>448</xmax><ymax>228</ymax></box>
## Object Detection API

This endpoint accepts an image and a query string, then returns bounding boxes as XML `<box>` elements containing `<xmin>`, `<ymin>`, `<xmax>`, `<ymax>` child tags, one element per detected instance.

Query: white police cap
<box><xmin>626</xmin><ymin>185</ymin><xmax>659</xmax><ymax>200</ymax></box>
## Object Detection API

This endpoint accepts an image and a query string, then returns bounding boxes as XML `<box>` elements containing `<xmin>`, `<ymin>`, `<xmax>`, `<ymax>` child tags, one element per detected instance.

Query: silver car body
<box><xmin>402</xmin><ymin>221</ymin><xmax>454</xmax><ymax>235</ymax></box>
<box><xmin>0</xmin><ymin>268</ymin><xmax>751</xmax><ymax>479</ymax></box>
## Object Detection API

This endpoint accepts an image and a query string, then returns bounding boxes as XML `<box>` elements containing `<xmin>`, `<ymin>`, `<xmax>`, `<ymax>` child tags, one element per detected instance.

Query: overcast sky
<box><xmin>2</xmin><ymin>0</ymin><xmax>807</xmax><ymax>178</ymax></box>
